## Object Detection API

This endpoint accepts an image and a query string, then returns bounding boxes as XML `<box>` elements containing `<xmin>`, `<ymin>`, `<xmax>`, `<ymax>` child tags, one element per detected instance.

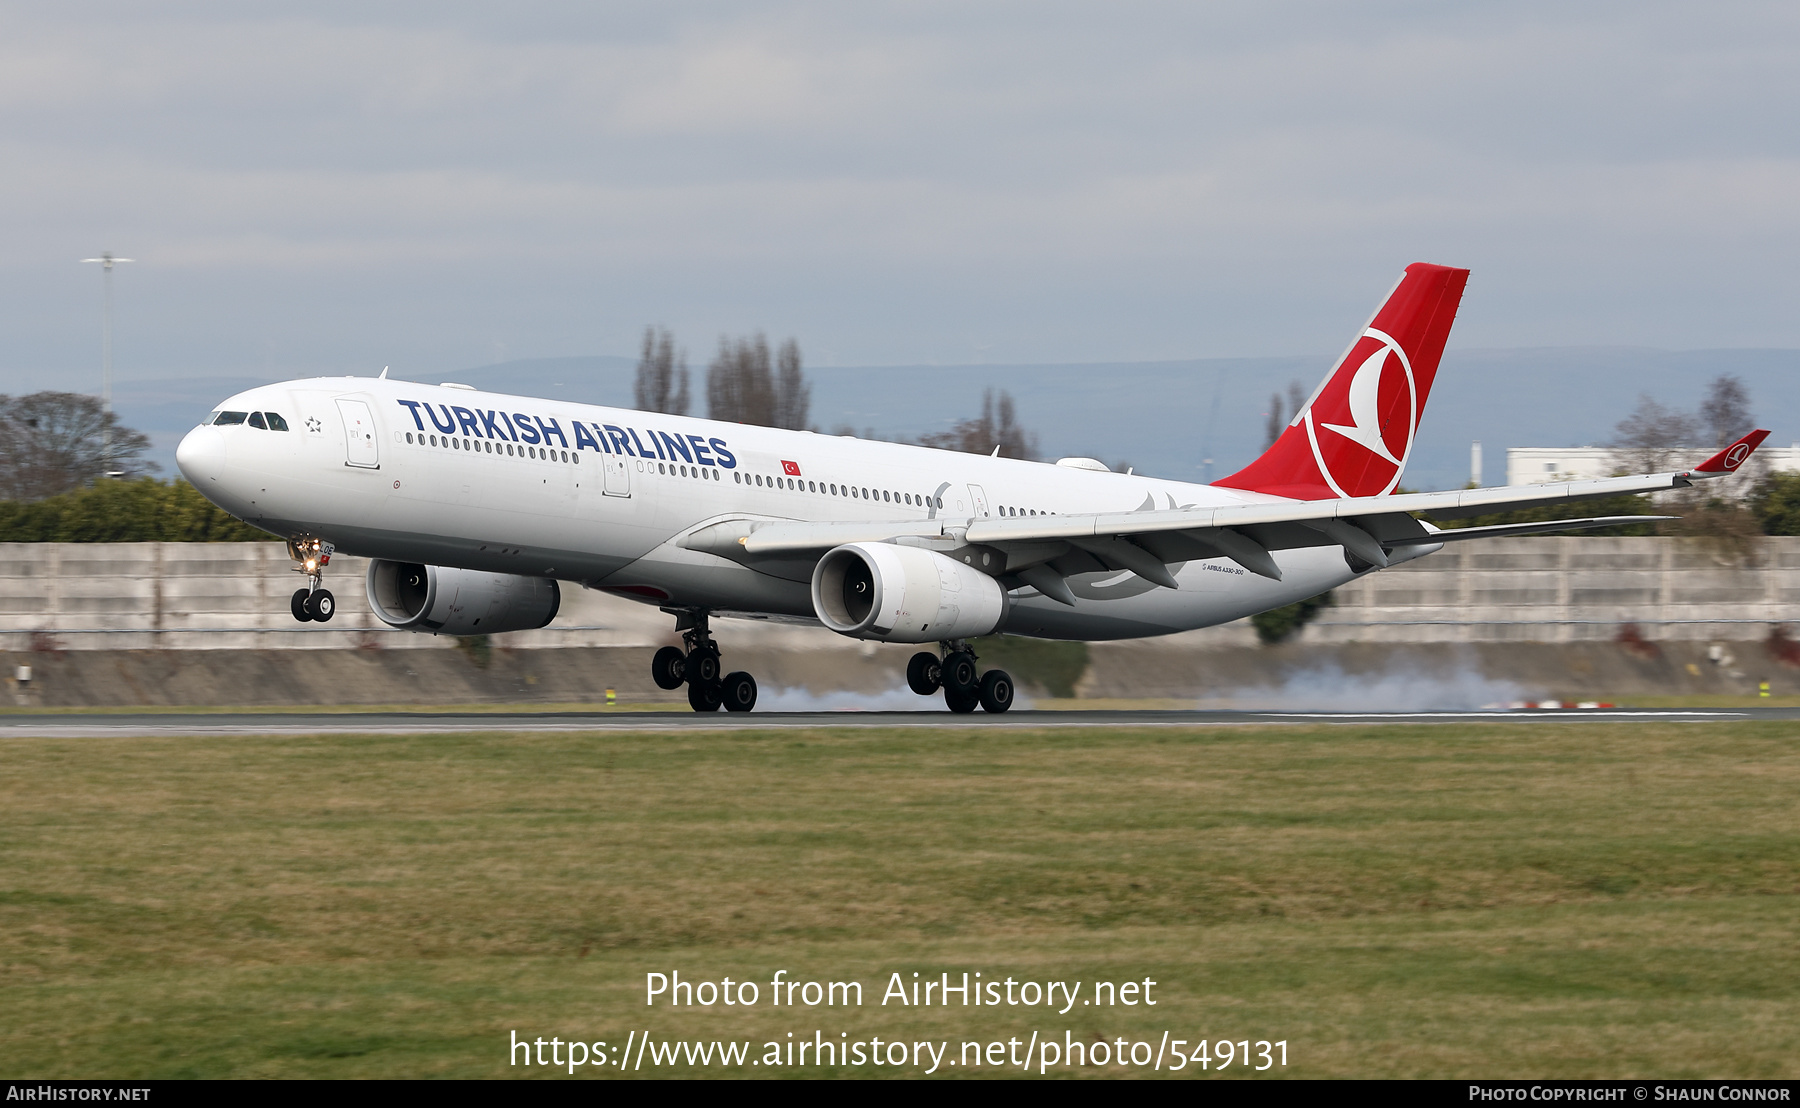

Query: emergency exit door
<box><xmin>966</xmin><ymin>483</ymin><xmax>990</xmax><ymax>517</ymax></box>
<box><xmin>602</xmin><ymin>455</ymin><xmax>631</xmax><ymax>496</ymax></box>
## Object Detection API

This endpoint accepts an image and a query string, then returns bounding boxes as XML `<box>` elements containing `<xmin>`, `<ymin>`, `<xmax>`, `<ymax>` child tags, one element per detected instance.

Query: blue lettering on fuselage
<box><xmin>393</xmin><ymin>398</ymin><xmax>734</xmax><ymax>466</ymax></box>
<box><xmin>659</xmin><ymin>431</ymin><xmax>692</xmax><ymax>463</ymax></box>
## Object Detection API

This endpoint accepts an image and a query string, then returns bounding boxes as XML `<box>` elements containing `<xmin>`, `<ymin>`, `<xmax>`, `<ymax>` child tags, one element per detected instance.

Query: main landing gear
<box><xmin>652</xmin><ymin>609</ymin><xmax>758</xmax><ymax>713</ymax></box>
<box><xmin>907</xmin><ymin>642</ymin><xmax>1013</xmax><ymax>714</ymax></box>
<box><xmin>287</xmin><ymin>536</ymin><xmax>336</xmax><ymax>623</ymax></box>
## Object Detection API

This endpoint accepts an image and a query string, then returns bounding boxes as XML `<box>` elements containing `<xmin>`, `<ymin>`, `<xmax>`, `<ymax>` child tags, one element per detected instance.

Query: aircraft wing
<box><xmin>728</xmin><ymin>429</ymin><xmax>1766</xmax><ymax>599</ymax></box>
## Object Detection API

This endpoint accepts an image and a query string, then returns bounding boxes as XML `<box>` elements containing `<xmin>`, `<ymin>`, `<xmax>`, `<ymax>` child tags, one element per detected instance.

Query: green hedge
<box><xmin>0</xmin><ymin>478</ymin><xmax>270</xmax><ymax>542</ymax></box>
<box><xmin>1251</xmin><ymin>591</ymin><xmax>1334</xmax><ymax>645</ymax></box>
<box><xmin>1753</xmin><ymin>474</ymin><xmax>1800</xmax><ymax>536</ymax></box>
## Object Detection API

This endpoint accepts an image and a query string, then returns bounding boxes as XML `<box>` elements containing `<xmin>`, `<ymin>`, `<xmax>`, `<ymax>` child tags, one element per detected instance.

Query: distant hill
<box><xmin>114</xmin><ymin>347</ymin><xmax>1799</xmax><ymax>493</ymax></box>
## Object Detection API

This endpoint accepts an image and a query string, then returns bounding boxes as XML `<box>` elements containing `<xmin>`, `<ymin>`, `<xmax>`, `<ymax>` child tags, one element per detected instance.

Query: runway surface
<box><xmin>1</xmin><ymin>707</ymin><xmax>1795</xmax><ymax>737</ymax></box>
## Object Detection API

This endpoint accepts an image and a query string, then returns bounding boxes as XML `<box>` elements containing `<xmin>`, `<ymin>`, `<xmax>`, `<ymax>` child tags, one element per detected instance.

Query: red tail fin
<box><xmin>1216</xmin><ymin>263</ymin><xmax>1469</xmax><ymax>499</ymax></box>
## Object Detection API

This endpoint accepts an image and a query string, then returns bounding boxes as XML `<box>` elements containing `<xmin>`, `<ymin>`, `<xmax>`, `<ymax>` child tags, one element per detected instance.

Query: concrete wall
<box><xmin>1</xmin><ymin>536</ymin><xmax>1795</xmax><ymax>654</ymax></box>
<box><xmin>0</xmin><ymin>542</ymin><xmax>851</xmax><ymax>653</ymax></box>
<box><xmin>1304</xmin><ymin>535</ymin><xmax>1793</xmax><ymax>645</ymax></box>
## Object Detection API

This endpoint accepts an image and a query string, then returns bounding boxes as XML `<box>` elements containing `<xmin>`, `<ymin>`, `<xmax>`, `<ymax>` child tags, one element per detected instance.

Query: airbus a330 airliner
<box><xmin>176</xmin><ymin>264</ymin><xmax>1768</xmax><ymax>712</ymax></box>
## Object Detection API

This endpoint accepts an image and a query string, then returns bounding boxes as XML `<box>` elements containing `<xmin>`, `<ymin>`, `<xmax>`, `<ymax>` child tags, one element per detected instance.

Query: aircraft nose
<box><xmin>176</xmin><ymin>425</ymin><xmax>224</xmax><ymax>483</ymax></box>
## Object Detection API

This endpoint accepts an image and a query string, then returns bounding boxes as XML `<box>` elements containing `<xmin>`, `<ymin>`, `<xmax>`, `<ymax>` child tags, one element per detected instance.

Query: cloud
<box><xmin>2</xmin><ymin>2</ymin><xmax>1798</xmax><ymax>377</ymax></box>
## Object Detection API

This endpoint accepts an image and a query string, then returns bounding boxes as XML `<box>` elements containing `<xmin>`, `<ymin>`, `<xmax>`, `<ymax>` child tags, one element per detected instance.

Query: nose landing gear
<box><xmin>907</xmin><ymin>642</ymin><xmax>1013</xmax><ymax>713</ymax></box>
<box><xmin>654</xmin><ymin>609</ymin><xmax>758</xmax><ymax>712</ymax></box>
<box><xmin>287</xmin><ymin>536</ymin><xmax>336</xmax><ymax>623</ymax></box>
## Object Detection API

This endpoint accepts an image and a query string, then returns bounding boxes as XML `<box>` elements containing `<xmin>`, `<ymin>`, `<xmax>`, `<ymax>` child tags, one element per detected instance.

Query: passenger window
<box><xmin>264</xmin><ymin>412</ymin><xmax>290</xmax><ymax>431</ymax></box>
<box><xmin>214</xmin><ymin>411</ymin><xmax>248</xmax><ymax>425</ymax></box>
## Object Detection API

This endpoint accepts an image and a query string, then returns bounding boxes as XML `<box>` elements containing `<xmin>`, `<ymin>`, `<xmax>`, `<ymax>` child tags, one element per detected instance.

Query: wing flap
<box><xmin>1388</xmin><ymin>516</ymin><xmax>1676</xmax><ymax>545</ymax></box>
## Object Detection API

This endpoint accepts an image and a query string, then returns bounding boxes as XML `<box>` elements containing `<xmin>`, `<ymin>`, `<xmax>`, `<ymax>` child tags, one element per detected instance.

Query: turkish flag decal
<box><xmin>781</xmin><ymin>460</ymin><xmax>802</xmax><ymax>476</ymax></box>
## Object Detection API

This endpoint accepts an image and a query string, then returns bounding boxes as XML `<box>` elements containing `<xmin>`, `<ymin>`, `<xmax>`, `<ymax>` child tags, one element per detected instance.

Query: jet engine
<box><xmin>366</xmin><ymin>560</ymin><xmax>561</xmax><ymax>635</ymax></box>
<box><xmin>811</xmin><ymin>542</ymin><xmax>1008</xmax><ymax>643</ymax></box>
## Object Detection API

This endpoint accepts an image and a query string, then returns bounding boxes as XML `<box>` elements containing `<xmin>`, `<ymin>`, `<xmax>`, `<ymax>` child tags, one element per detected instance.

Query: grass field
<box><xmin>2</xmin><ymin>721</ymin><xmax>1797</xmax><ymax>1079</ymax></box>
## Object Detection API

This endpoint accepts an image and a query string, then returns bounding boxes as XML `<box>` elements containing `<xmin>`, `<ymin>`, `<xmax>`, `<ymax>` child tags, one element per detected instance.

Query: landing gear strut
<box><xmin>287</xmin><ymin>536</ymin><xmax>336</xmax><ymax>623</ymax></box>
<box><xmin>653</xmin><ymin>609</ymin><xmax>758</xmax><ymax>713</ymax></box>
<box><xmin>908</xmin><ymin>642</ymin><xmax>1013</xmax><ymax>713</ymax></box>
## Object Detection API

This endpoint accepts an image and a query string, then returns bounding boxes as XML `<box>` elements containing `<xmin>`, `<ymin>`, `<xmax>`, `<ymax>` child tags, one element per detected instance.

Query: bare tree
<box><xmin>1610</xmin><ymin>393</ymin><xmax>1698</xmax><ymax>475</ymax></box>
<box><xmin>632</xmin><ymin>327</ymin><xmax>690</xmax><ymax>416</ymax></box>
<box><xmin>1263</xmin><ymin>392</ymin><xmax>1284</xmax><ymax>450</ymax></box>
<box><xmin>1263</xmin><ymin>379</ymin><xmax>1308</xmax><ymax>449</ymax></box>
<box><xmin>0</xmin><ymin>391</ymin><xmax>156</xmax><ymax>501</ymax></box>
<box><xmin>773</xmin><ymin>338</ymin><xmax>810</xmax><ymax>431</ymax></box>
<box><xmin>707</xmin><ymin>334</ymin><xmax>774</xmax><ymax>425</ymax></box>
<box><xmin>919</xmin><ymin>388</ymin><xmax>1038</xmax><ymax>459</ymax></box>
<box><xmin>1699</xmin><ymin>374</ymin><xmax>1752</xmax><ymax>448</ymax></box>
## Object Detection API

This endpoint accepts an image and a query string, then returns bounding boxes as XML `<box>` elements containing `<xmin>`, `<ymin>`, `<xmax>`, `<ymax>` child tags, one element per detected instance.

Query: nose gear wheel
<box><xmin>285</xmin><ymin>536</ymin><xmax>336</xmax><ymax>624</ymax></box>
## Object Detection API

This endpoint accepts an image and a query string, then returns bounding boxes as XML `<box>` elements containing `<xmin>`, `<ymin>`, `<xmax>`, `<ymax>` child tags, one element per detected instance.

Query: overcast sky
<box><xmin>3</xmin><ymin>1</ymin><xmax>1798</xmax><ymax>388</ymax></box>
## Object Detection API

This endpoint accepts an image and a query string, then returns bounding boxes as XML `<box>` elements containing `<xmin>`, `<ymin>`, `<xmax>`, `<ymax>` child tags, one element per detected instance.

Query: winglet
<box><xmin>1691</xmin><ymin>429</ymin><xmax>1769</xmax><ymax>477</ymax></box>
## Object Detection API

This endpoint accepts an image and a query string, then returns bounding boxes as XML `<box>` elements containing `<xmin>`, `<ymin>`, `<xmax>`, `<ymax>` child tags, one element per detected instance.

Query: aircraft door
<box><xmin>603</xmin><ymin>454</ymin><xmax>631</xmax><ymax>497</ymax></box>
<box><xmin>335</xmin><ymin>398</ymin><xmax>380</xmax><ymax>468</ymax></box>
<box><xmin>966</xmin><ymin>483</ymin><xmax>990</xmax><ymax>517</ymax></box>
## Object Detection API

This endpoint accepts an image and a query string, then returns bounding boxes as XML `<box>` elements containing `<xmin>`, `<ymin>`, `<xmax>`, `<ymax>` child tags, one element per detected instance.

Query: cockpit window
<box><xmin>212</xmin><ymin>411</ymin><xmax>248</xmax><ymax>425</ymax></box>
<box><xmin>248</xmin><ymin>412</ymin><xmax>267</xmax><ymax>429</ymax></box>
<box><xmin>264</xmin><ymin>412</ymin><xmax>289</xmax><ymax>431</ymax></box>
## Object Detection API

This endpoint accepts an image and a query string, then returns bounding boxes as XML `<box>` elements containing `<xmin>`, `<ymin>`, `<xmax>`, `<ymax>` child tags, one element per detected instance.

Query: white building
<box><xmin>1505</xmin><ymin>445</ymin><xmax>1800</xmax><ymax>486</ymax></box>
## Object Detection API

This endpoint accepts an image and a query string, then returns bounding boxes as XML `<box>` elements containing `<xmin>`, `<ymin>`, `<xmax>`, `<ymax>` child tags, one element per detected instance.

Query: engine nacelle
<box><xmin>366</xmin><ymin>560</ymin><xmax>561</xmax><ymax>636</ymax></box>
<box><xmin>811</xmin><ymin>542</ymin><xmax>1008</xmax><ymax>643</ymax></box>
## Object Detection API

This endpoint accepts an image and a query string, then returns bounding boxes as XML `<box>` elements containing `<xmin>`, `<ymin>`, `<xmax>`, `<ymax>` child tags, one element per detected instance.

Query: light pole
<box><xmin>80</xmin><ymin>253</ymin><xmax>133</xmax><ymax>471</ymax></box>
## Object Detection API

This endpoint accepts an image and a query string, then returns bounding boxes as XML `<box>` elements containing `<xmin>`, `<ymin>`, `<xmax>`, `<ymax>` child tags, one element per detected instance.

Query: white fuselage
<box><xmin>177</xmin><ymin>377</ymin><xmax>1424</xmax><ymax>641</ymax></box>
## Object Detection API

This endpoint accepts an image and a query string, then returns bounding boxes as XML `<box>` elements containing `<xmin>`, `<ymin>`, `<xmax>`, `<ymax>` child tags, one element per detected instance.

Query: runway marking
<box><xmin>0</xmin><ymin>707</ymin><xmax>1772</xmax><ymax>737</ymax></box>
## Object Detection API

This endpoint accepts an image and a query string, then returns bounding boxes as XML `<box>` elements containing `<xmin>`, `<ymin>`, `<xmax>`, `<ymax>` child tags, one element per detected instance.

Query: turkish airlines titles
<box><xmin>394</xmin><ymin>398</ymin><xmax>739</xmax><ymax>470</ymax></box>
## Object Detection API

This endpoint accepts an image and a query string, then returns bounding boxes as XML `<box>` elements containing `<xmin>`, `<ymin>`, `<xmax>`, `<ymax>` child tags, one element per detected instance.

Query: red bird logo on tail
<box><xmin>1216</xmin><ymin>263</ymin><xmax>1467</xmax><ymax>500</ymax></box>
